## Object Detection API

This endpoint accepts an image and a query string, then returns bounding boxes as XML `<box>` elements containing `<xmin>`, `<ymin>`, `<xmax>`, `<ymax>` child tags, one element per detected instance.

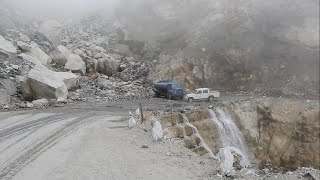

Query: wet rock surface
<box><xmin>228</xmin><ymin>97</ymin><xmax>320</xmax><ymax>170</ymax></box>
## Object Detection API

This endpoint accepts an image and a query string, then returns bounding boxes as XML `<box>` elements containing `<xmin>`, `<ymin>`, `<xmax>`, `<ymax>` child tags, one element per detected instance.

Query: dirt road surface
<box><xmin>0</xmin><ymin>102</ymin><xmax>217</xmax><ymax>180</ymax></box>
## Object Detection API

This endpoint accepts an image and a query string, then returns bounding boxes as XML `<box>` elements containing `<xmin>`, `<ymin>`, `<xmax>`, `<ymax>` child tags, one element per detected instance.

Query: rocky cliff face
<box><xmin>154</xmin><ymin>98</ymin><xmax>319</xmax><ymax>170</ymax></box>
<box><xmin>229</xmin><ymin>98</ymin><xmax>320</xmax><ymax>170</ymax></box>
<box><xmin>117</xmin><ymin>0</ymin><xmax>319</xmax><ymax>96</ymax></box>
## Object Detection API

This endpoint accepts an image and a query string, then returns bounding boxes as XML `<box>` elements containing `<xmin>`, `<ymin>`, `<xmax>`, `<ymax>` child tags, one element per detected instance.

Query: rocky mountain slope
<box><xmin>0</xmin><ymin>7</ymin><xmax>154</xmax><ymax>109</ymax></box>
<box><xmin>116</xmin><ymin>0</ymin><xmax>319</xmax><ymax>97</ymax></box>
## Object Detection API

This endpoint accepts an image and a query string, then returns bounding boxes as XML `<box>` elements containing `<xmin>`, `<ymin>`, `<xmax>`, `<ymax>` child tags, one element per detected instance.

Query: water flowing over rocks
<box><xmin>145</xmin><ymin>97</ymin><xmax>319</xmax><ymax>176</ymax></box>
<box><xmin>228</xmin><ymin>97</ymin><xmax>320</xmax><ymax>170</ymax></box>
<box><xmin>209</xmin><ymin>108</ymin><xmax>251</xmax><ymax>175</ymax></box>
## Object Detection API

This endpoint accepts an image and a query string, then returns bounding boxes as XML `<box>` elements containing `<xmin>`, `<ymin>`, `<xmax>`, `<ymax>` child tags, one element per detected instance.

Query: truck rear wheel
<box><xmin>188</xmin><ymin>98</ymin><xmax>194</xmax><ymax>103</ymax></box>
<box><xmin>208</xmin><ymin>96</ymin><xmax>214</xmax><ymax>102</ymax></box>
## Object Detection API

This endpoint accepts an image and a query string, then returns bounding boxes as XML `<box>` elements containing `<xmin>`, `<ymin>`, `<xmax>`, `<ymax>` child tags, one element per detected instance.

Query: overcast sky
<box><xmin>3</xmin><ymin>0</ymin><xmax>119</xmax><ymax>18</ymax></box>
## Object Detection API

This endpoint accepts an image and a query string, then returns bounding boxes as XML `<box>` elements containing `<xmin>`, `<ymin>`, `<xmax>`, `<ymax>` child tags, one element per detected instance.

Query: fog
<box><xmin>2</xmin><ymin>0</ymin><xmax>119</xmax><ymax>18</ymax></box>
<box><xmin>0</xmin><ymin>0</ymin><xmax>319</xmax><ymax>94</ymax></box>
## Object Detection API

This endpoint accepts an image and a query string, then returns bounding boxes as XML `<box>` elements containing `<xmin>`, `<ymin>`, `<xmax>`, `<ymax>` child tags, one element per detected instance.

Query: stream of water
<box><xmin>209</xmin><ymin>108</ymin><xmax>250</xmax><ymax>167</ymax></box>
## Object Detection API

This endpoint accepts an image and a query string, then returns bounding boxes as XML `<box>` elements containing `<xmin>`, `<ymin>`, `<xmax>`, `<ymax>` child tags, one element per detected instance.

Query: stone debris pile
<box><xmin>0</xmin><ymin>15</ymin><xmax>155</xmax><ymax>110</ymax></box>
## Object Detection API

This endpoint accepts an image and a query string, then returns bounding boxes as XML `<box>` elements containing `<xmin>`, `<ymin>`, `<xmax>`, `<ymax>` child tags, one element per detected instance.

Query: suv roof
<box><xmin>196</xmin><ymin>88</ymin><xmax>209</xmax><ymax>91</ymax></box>
<box><xmin>157</xmin><ymin>80</ymin><xmax>174</xmax><ymax>83</ymax></box>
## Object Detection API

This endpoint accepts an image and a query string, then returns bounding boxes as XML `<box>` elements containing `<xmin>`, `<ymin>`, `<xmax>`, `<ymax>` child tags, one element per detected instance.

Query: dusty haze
<box><xmin>2</xmin><ymin>0</ymin><xmax>119</xmax><ymax>18</ymax></box>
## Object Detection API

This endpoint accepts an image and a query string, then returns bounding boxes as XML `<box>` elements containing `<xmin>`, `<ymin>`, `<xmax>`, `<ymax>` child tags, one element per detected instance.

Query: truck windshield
<box><xmin>170</xmin><ymin>84</ymin><xmax>181</xmax><ymax>89</ymax></box>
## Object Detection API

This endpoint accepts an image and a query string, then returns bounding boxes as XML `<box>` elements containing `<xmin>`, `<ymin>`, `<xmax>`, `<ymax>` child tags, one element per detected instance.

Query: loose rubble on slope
<box><xmin>0</xmin><ymin>15</ymin><xmax>155</xmax><ymax>110</ymax></box>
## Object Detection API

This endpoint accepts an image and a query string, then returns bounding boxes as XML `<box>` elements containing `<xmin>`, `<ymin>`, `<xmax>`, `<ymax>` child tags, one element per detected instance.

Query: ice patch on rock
<box><xmin>152</xmin><ymin>120</ymin><xmax>163</xmax><ymax>142</ymax></box>
<box><xmin>128</xmin><ymin>112</ymin><xmax>137</xmax><ymax>129</ymax></box>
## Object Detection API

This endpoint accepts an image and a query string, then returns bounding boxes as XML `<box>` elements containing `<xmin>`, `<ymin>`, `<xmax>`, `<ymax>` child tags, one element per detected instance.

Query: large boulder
<box><xmin>49</xmin><ymin>45</ymin><xmax>72</xmax><ymax>66</ymax></box>
<box><xmin>21</xmin><ymin>65</ymin><xmax>68</xmax><ymax>101</ymax></box>
<box><xmin>25</xmin><ymin>42</ymin><xmax>52</xmax><ymax>65</ymax></box>
<box><xmin>55</xmin><ymin>72</ymin><xmax>78</xmax><ymax>90</ymax></box>
<box><xmin>219</xmin><ymin>146</ymin><xmax>250</xmax><ymax>176</ymax></box>
<box><xmin>32</xmin><ymin>98</ymin><xmax>49</xmax><ymax>107</ymax></box>
<box><xmin>0</xmin><ymin>35</ymin><xmax>17</xmax><ymax>57</ymax></box>
<box><xmin>0</xmin><ymin>89</ymin><xmax>10</xmax><ymax>105</ymax></box>
<box><xmin>17</xmin><ymin>41</ymin><xmax>32</xmax><ymax>51</ymax></box>
<box><xmin>38</xmin><ymin>20</ymin><xmax>63</xmax><ymax>47</ymax></box>
<box><xmin>96</xmin><ymin>55</ymin><xmax>119</xmax><ymax>76</ymax></box>
<box><xmin>18</xmin><ymin>53</ymin><xmax>43</xmax><ymax>65</ymax></box>
<box><xmin>0</xmin><ymin>79</ymin><xmax>17</xmax><ymax>95</ymax></box>
<box><xmin>64</xmin><ymin>54</ymin><xmax>86</xmax><ymax>75</ymax></box>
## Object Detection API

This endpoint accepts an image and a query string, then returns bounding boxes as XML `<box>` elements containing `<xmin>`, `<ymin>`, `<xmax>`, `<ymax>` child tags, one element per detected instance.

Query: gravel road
<box><xmin>0</xmin><ymin>102</ymin><xmax>217</xmax><ymax>180</ymax></box>
<box><xmin>1</xmin><ymin>97</ymin><xmax>317</xmax><ymax>180</ymax></box>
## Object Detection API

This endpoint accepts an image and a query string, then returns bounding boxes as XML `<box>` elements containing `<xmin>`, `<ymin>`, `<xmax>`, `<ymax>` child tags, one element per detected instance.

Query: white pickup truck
<box><xmin>185</xmin><ymin>88</ymin><xmax>220</xmax><ymax>103</ymax></box>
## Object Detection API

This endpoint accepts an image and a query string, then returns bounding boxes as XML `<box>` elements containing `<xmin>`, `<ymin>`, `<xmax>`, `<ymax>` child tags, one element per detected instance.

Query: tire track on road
<box><xmin>0</xmin><ymin>113</ymin><xmax>102</xmax><ymax>180</ymax></box>
<box><xmin>0</xmin><ymin>112</ymin><xmax>81</xmax><ymax>143</ymax></box>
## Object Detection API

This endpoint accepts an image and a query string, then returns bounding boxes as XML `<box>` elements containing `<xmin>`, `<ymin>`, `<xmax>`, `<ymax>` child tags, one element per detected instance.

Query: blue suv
<box><xmin>153</xmin><ymin>80</ymin><xmax>185</xmax><ymax>100</ymax></box>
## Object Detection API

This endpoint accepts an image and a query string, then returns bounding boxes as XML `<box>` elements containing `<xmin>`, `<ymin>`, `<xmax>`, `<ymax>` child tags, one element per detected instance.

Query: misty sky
<box><xmin>3</xmin><ymin>0</ymin><xmax>119</xmax><ymax>18</ymax></box>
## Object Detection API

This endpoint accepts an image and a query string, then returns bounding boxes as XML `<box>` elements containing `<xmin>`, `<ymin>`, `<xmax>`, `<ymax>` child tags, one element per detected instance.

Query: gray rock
<box><xmin>74</xmin><ymin>49</ymin><xmax>84</xmax><ymax>56</ymax></box>
<box><xmin>0</xmin><ymin>79</ymin><xmax>17</xmax><ymax>95</ymax></box>
<box><xmin>96</xmin><ymin>56</ymin><xmax>119</xmax><ymax>76</ymax></box>
<box><xmin>26</xmin><ymin>102</ymin><xmax>34</xmax><ymax>108</ymax></box>
<box><xmin>120</xmin><ymin>64</ymin><xmax>127</xmax><ymax>71</ymax></box>
<box><xmin>141</xmin><ymin>144</ymin><xmax>149</xmax><ymax>148</ymax></box>
<box><xmin>38</xmin><ymin>20</ymin><xmax>63</xmax><ymax>47</ymax></box>
<box><xmin>125</xmin><ymin>57</ymin><xmax>134</xmax><ymax>61</ymax></box>
<box><xmin>3</xmin><ymin>104</ymin><xmax>10</xmax><ymax>109</ymax></box>
<box><xmin>92</xmin><ymin>37</ymin><xmax>109</xmax><ymax>46</ymax></box>
<box><xmin>19</xmin><ymin>102</ymin><xmax>26</xmax><ymax>108</ymax></box>
<box><xmin>55</xmin><ymin>72</ymin><xmax>78</xmax><ymax>90</ymax></box>
<box><xmin>17</xmin><ymin>41</ymin><xmax>32</xmax><ymax>51</ymax></box>
<box><xmin>25</xmin><ymin>42</ymin><xmax>52</xmax><ymax>65</ymax></box>
<box><xmin>32</xmin><ymin>98</ymin><xmax>49</xmax><ymax>107</ymax></box>
<box><xmin>94</xmin><ymin>52</ymin><xmax>105</xmax><ymax>59</ymax></box>
<box><xmin>12</xmin><ymin>65</ymin><xmax>20</xmax><ymax>70</ymax></box>
<box><xmin>18</xmin><ymin>53</ymin><xmax>43</xmax><ymax>65</ymax></box>
<box><xmin>0</xmin><ymin>35</ymin><xmax>17</xmax><ymax>57</ymax></box>
<box><xmin>20</xmin><ymin>34</ymin><xmax>30</xmax><ymax>42</ymax></box>
<box><xmin>49</xmin><ymin>45</ymin><xmax>72</xmax><ymax>66</ymax></box>
<box><xmin>16</xmin><ymin>76</ymin><xmax>27</xmax><ymax>84</ymax></box>
<box><xmin>21</xmin><ymin>65</ymin><xmax>68</xmax><ymax>101</ymax></box>
<box><xmin>64</xmin><ymin>54</ymin><xmax>86</xmax><ymax>75</ymax></box>
<box><xmin>0</xmin><ymin>89</ymin><xmax>10</xmax><ymax>105</ymax></box>
<box><xmin>94</xmin><ymin>46</ymin><xmax>106</xmax><ymax>53</ymax></box>
<box><xmin>20</xmin><ymin>78</ymin><xmax>33</xmax><ymax>100</ymax></box>
<box><xmin>18</xmin><ymin>66</ymin><xmax>31</xmax><ymax>76</ymax></box>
